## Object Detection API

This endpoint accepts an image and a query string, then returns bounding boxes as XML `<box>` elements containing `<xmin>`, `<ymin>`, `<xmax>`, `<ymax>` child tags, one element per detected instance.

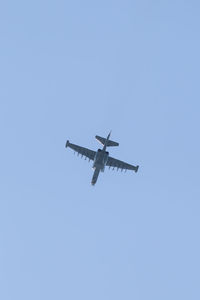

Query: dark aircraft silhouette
<box><xmin>65</xmin><ymin>132</ymin><xmax>139</xmax><ymax>185</ymax></box>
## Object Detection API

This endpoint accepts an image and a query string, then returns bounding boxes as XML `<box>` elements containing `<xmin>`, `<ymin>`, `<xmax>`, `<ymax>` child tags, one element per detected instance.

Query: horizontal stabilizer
<box><xmin>95</xmin><ymin>135</ymin><xmax>119</xmax><ymax>147</ymax></box>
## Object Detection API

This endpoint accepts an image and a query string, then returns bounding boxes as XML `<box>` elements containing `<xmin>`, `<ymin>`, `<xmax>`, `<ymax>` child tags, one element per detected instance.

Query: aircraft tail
<box><xmin>95</xmin><ymin>135</ymin><xmax>119</xmax><ymax>147</ymax></box>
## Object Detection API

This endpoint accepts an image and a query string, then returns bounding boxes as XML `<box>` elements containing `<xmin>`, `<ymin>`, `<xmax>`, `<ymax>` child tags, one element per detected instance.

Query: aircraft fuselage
<box><xmin>91</xmin><ymin>149</ymin><xmax>109</xmax><ymax>185</ymax></box>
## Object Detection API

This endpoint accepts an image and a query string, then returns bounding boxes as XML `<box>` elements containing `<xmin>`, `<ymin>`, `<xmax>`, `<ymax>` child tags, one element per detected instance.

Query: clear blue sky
<box><xmin>1</xmin><ymin>1</ymin><xmax>200</xmax><ymax>299</ymax></box>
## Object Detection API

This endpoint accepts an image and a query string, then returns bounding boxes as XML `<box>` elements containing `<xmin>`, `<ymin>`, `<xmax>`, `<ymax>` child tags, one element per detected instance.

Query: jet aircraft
<box><xmin>65</xmin><ymin>132</ymin><xmax>139</xmax><ymax>185</ymax></box>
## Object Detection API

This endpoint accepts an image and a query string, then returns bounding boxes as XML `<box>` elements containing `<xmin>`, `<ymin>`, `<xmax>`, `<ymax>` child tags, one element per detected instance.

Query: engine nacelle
<box><xmin>101</xmin><ymin>151</ymin><xmax>109</xmax><ymax>172</ymax></box>
<box><xmin>93</xmin><ymin>150</ymin><xmax>109</xmax><ymax>171</ymax></box>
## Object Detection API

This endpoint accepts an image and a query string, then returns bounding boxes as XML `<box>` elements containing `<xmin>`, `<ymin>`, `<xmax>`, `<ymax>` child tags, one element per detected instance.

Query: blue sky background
<box><xmin>1</xmin><ymin>1</ymin><xmax>200</xmax><ymax>299</ymax></box>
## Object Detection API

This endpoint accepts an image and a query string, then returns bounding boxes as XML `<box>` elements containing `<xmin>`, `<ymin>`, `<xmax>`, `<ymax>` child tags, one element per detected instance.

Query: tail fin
<box><xmin>95</xmin><ymin>135</ymin><xmax>119</xmax><ymax>147</ymax></box>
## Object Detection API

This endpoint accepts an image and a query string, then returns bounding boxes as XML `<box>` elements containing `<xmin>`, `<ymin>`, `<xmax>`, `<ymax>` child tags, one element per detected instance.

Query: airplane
<box><xmin>65</xmin><ymin>131</ymin><xmax>139</xmax><ymax>185</ymax></box>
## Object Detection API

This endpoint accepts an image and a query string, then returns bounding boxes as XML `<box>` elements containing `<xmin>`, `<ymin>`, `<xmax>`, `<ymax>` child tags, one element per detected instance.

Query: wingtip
<box><xmin>65</xmin><ymin>140</ymin><xmax>69</xmax><ymax>148</ymax></box>
<box><xmin>135</xmin><ymin>165</ymin><xmax>139</xmax><ymax>173</ymax></box>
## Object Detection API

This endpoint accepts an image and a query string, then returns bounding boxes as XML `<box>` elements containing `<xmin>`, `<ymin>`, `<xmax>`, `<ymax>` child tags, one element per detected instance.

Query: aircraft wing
<box><xmin>65</xmin><ymin>140</ymin><xmax>96</xmax><ymax>161</ymax></box>
<box><xmin>106</xmin><ymin>156</ymin><xmax>139</xmax><ymax>172</ymax></box>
